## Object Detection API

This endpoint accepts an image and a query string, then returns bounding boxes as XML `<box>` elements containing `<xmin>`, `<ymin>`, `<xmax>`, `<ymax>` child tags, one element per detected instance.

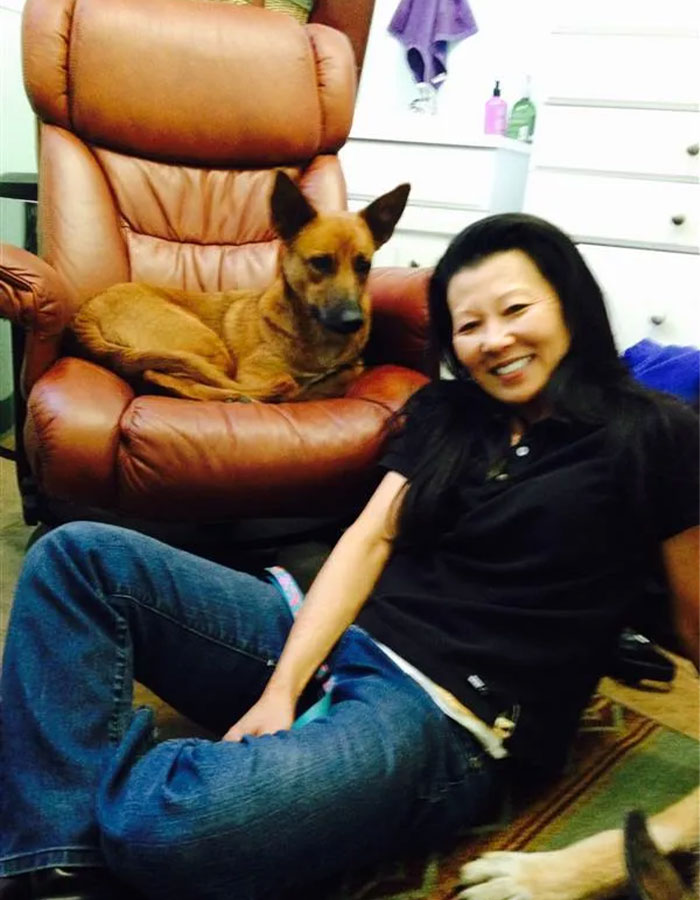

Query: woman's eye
<box><xmin>308</xmin><ymin>255</ymin><xmax>335</xmax><ymax>275</ymax></box>
<box><xmin>458</xmin><ymin>321</ymin><xmax>479</xmax><ymax>334</ymax></box>
<box><xmin>505</xmin><ymin>303</ymin><xmax>528</xmax><ymax>315</ymax></box>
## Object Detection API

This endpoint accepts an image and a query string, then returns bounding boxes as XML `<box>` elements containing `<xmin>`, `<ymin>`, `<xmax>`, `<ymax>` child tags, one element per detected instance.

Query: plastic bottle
<box><xmin>484</xmin><ymin>80</ymin><xmax>507</xmax><ymax>135</ymax></box>
<box><xmin>506</xmin><ymin>76</ymin><xmax>536</xmax><ymax>142</ymax></box>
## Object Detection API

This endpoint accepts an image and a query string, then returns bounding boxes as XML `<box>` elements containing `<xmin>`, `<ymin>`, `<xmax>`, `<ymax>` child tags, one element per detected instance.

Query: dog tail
<box><xmin>624</xmin><ymin>810</ymin><xmax>693</xmax><ymax>900</ymax></box>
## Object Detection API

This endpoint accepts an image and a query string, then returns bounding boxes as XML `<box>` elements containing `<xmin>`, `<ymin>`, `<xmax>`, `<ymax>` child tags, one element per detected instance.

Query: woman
<box><xmin>1</xmin><ymin>214</ymin><xmax>697</xmax><ymax>900</ymax></box>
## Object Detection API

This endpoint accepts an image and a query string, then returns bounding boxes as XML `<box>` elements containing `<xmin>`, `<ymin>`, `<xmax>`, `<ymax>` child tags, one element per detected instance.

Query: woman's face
<box><xmin>446</xmin><ymin>249</ymin><xmax>571</xmax><ymax>416</ymax></box>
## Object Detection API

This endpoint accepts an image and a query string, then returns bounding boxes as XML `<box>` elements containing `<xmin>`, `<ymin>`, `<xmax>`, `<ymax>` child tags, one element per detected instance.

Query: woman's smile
<box><xmin>490</xmin><ymin>354</ymin><xmax>534</xmax><ymax>378</ymax></box>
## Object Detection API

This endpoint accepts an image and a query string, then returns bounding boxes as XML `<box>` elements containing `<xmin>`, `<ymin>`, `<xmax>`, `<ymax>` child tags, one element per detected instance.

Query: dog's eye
<box><xmin>308</xmin><ymin>255</ymin><xmax>335</xmax><ymax>275</ymax></box>
<box><xmin>353</xmin><ymin>255</ymin><xmax>371</xmax><ymax>276</ymax></box>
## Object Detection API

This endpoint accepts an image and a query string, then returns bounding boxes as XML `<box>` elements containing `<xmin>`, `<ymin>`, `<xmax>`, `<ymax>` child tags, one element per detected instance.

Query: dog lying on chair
<box><xmin>458</xmin><ymin>786</ymin><xmax>698</xmax><ymax>899</ymax></box>
<box><xmin>70</xmin><ymin>172</ymin><xmax>410</xmax><ymax>402</ymax></box>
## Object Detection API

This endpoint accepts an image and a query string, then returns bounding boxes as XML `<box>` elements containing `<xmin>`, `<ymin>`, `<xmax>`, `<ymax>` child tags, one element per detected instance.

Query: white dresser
<box><xmin>339</xmin><ymin>119</ymin><xmax>531</xmax><ymax>269</ymax></box>
<box><xmin>523</xmin><ymin>0</ymin><xmax>700</xmax><ymax>350</ymax></box>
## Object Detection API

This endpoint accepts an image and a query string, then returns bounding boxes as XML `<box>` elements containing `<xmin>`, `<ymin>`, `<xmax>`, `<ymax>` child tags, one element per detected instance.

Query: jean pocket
<box><xmin>414</xmin><ymin>720</ymin><xmax>500</xmax><ymax>841</ymax></box>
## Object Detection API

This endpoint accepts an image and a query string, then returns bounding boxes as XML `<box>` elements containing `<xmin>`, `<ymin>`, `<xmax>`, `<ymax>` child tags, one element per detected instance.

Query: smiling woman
<box><xmin>446</xmin><ymin>249</ymin><xmax>571</xmax><ymax>417</ymax></box>
<box><xmin>0</xmin><ymin>212</ymin><xmax>696</xmax><ymax>900</ymax></box>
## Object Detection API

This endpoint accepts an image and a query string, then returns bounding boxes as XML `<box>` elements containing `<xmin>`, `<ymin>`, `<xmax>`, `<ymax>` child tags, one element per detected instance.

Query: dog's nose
<box><xmin>317</xmin><ymin>305</ymin><xmax>364</xmax><ymax>334</ymax></box>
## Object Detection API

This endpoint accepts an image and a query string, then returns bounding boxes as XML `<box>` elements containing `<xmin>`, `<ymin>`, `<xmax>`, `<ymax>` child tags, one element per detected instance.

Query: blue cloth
<box><xmin>623</xmin><ymin>338</ymin><xmax>700</xmax><ymax>406</ymax></box>
<box><xmin>388</xmin><ymin>0</ymin><xmax>478</xmax><ymax>88</ymax></box>
<box><xmin>0</xmin><ymin>523</ymin><xmax>497</xmax><ymax>897</ymax></box>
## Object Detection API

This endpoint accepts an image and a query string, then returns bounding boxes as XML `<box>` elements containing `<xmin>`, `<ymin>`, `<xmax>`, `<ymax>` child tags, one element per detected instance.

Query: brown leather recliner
<box><xmin>0</xmin><ymin>0</ymin><xmax>433</xmax><ymax>530</ymax></box>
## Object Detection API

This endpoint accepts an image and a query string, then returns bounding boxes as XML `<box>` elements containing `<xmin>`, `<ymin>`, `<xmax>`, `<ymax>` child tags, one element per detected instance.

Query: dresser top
<box><xmin>349</xmin><ymin>115</ymin><xmax>533</xmax><ymax>154</ymax></box>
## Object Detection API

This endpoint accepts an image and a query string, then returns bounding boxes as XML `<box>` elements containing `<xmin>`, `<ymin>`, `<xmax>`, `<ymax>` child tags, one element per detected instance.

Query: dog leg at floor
<box><xmin>457</xmin><ymin>786</ymin><xmax>698</xmax><ymax>900</ymax></box>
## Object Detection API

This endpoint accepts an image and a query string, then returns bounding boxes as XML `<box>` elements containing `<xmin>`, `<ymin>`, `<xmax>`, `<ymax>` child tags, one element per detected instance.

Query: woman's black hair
<box><xmin>394</xmin><ymin>213</ymin><xmax>693</xmax><ymax>548</ymax></box>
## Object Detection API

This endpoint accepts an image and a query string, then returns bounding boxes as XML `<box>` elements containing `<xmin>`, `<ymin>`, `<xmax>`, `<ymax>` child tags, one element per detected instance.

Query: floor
<box><xmin>1</xmin><ymin>447</ymin><xmax>698</xmax><ymax>741</ymax></box>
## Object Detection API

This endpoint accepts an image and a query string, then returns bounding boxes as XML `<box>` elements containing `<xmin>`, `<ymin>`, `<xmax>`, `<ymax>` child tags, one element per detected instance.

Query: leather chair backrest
<box><xmin>309</xmin><ymin>0</ymin><xmax>375</xmax><ymax>75</ymax></box>
<box><xmin>22</xmin><ymin>0</ymin><xmax>356</xmax><ymax>300</ymax></box>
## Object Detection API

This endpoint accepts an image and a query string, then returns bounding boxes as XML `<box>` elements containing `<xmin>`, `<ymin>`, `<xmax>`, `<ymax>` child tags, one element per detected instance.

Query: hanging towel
<box><xmin>388</xmin><ymin>0</ymin><xmax>478</xmax><ymax>89</ymax></box>
<box><xmin>623</xmin><ymin>338</ymin><xmax>700</xmax><ymax>407</ymax></box>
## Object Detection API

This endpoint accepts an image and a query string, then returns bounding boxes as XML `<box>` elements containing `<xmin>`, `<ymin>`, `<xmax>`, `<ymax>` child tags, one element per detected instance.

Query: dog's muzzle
<box><xmin>312</xmin><ymin>304</ymin><xmax>364</xmax><ymax>335</ymax></box>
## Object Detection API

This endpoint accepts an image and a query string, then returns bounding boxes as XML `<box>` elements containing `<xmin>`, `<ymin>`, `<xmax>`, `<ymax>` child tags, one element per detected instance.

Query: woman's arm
<box><xmin>223</xmin><ymin>470</ymin><xmax>407</xmax><ymax>740</ymax></box>
<box><xmin>661</xmin><ymin>525</ymin><xmax>699</xmax><ymax>670</ymax></box>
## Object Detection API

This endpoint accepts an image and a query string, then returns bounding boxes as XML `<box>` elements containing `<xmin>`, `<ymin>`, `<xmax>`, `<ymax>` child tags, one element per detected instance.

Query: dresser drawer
<box><xmin>339</xmin><ymin>140</ymin><xmax>495</xmax><ymax>211</ymax></box>
<box><xmin>525</xmin><ymin>171</ymin><xmax>699</xmax><ymax>250</ymax></box>
<box><xmin>579</xmin><ymin>244</ymin><xmax>700</xmax><ymax>349</ymax></box>
<box><xmin>370</xmin><ymin>230</ymin><xmax>452</xmax><ymax>269</ymax></box>
<box><xmin>552</xmin><ymin>0</ymin><xmax>698</xmax><ymax>32</ymax></box>
<box><xmin>534</xmin><ymin>107</ymin><xmax>700</xmax><ymax>179</ymax></box>
<box><xmin>547</xmin><ymin>34</ymin><xmax>699</xmax><ymax>106</ymax></box>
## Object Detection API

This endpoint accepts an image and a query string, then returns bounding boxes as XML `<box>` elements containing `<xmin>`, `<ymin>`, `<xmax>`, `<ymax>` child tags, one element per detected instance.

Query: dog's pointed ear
<box><xmin>270</xmin><ymin>171</ymin><xmax>317</xmax><ymax>241</ymax></box>
<box><xmin>360</xmin><ymin>183</ymin><xmax>410</xmax><ymax>249</ymax></box>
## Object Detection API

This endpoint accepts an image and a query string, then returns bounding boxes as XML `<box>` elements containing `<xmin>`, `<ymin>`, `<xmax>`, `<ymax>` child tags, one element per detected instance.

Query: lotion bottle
<box><xmin>506</xmin><ymin>76</ymin><xmax>536</xmax><ymax>141</ymax></box>
<box><xmin>484</xmin><ymin>80</ymin><xmax>507</xmax><ymax>135</ymax></box>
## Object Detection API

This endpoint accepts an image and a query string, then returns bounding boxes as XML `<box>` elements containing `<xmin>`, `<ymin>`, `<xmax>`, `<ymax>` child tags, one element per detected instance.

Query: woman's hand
<box><xmin>222</xmin><ymin>689</ymin><xmax>297</xmax><ymax>742</ymax></box>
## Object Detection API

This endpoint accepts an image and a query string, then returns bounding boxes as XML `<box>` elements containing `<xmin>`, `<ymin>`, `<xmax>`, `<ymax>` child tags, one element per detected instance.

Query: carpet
<box><xmin>315</xmin><ymin>696</ymin><xmax>699</xmax><ymax>900</ymax></box>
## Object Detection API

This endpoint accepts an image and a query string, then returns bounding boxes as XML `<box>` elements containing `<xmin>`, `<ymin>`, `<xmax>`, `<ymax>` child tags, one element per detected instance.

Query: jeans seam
<box><xmin>108</xmin><ymin>604</ymin><xmax>129</xmax><ymax>746</ymax></box>
<box><xmin>109</xmin><ymin>591</ymin><xmax>280</xmax><ymax>668</ymax></box>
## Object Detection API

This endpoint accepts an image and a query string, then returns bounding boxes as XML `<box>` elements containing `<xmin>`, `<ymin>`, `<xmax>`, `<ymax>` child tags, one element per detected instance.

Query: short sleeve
<box><xmin>378</xmin><ymin>429</ymin><xmax>413</xmax><ymax>478</ymax></box>
<box><xmin>644</xmin><ymin>402</ymin><xmax>699</xmax><ymax>541</ymax></box>
<box><xmin>378</xmin><ymin>383</ymin><xmax>438</xmax><ymax>478</ymax></box>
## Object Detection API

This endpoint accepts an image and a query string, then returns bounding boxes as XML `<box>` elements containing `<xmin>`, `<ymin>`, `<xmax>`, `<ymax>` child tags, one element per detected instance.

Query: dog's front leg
<box><xmin>300</xmin><ymin>362</ymin><xmax>364</xmax><ymax>400</ymax></box>
<box><xmin>142</xmin><ymin>371</ymin><xmax>256</xmax><ymax>402</ymax></box>
<box><xmin>232</xmin><ymin>361</ymin><xmax>303</xmax><ymax>403</ymax></box>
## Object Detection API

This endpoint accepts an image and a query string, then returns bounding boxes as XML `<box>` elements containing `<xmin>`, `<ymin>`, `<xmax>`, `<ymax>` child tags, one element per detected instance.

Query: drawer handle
<box><xmin>650</xmin><ymin>314</ymin><xmax>666</xmax><ymax>326</ymax></box>
<box><xmin>687</xmin><ymin>143</ymin><xmax>699</xmax><ymax>157</ymax></box>
<box><xmin>671</xmin><ymin>214</ymin><xmax>686</xmax><ymax>226</ymax></box>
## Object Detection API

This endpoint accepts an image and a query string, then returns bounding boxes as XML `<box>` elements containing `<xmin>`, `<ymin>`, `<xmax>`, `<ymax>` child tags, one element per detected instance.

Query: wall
<box><xmin>0</xmin><ymin>0</ymin><xmax>35</xmax><ymax>434</ymax></box>
<box><xmin>352</xmin><ymin>0</ymin><xmax>552</xmax><ymax>140</ymax></box>
<box><xmin>0</xmin><ymin>0</ymin><xmax>36</xmax><ymax>175</ymax></box>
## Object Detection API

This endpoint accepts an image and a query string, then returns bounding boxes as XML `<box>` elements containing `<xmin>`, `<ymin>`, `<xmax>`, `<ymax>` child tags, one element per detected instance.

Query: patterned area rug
<box><xmin>311</xmin><ymin>696</ymin><xmax>699</xmax><ymax>900</ymax></box>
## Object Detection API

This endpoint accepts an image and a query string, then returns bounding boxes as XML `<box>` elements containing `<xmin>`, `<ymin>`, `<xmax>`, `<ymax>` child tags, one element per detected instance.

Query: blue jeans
<box><xmin>0</xmin><ymin>523</ymin><xmax>499</xmax><ymax>899</ymax></box>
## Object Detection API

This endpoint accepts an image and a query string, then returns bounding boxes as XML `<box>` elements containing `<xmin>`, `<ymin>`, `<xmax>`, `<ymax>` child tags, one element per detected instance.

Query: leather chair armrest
<box><xmin>0</xmin><ymin>243</ymin><xmax>81</xmax><ymax>393</ymax></box>
<box><xmin>24</xmin><ymin>357</ymin><xmax>134</xmax><ymax>508</ymax></box>
<box><xmin>0</xmin><ymin>243</ymin><xmax>78</xmax><ymax>334</ymax></box>
<box><xmin>365</xmin><ymin>266</ymin><xmax>438</xmax><ymax>378</ymax></box>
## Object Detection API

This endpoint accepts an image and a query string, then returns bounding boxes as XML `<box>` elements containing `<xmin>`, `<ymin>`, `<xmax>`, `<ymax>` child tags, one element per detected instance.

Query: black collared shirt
<box><xmin>357</xmin><ymin>391</ymin><xmax>699</xmax><ymax>770</ymax></box>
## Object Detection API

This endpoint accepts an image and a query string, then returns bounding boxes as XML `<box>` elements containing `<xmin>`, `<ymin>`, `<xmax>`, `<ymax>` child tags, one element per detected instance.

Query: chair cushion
<box><xmin>24</xmin><ymin>358</ymin><xmax>427</xmax><ymax>520</ymax></box>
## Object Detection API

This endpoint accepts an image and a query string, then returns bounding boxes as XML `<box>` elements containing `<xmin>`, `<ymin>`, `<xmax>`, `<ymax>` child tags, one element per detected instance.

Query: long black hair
<box><xmin>393</xmin><ymin>213</ymin><xmax>693</xmax><ymax>547</ymax></box>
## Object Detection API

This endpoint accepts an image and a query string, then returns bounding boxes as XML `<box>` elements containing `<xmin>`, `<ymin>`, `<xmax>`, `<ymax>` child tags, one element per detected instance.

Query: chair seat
<box><xmin>24</xmin><ymin>357</ymin><xmax>427</xmax><ymax>520</ymax></box>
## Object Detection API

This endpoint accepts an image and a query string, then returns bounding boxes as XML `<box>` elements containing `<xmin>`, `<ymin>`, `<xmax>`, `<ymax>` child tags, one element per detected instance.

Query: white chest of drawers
<box><xmin>339</xmin><ymin>119</ymin><xmax>531</xmax><ymax>269</ymax></box>
<box><xmin>523</xmin><ymin>0</ymin><xmax>700</xmax><ymax>349</ymax></box>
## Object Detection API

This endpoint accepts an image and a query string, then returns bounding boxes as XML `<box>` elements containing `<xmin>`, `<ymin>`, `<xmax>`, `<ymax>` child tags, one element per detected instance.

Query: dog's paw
<box><xmin>457</xmin><ymin>852</ymin><xmax>534</xmax><ymax>900</ymax></box>
<box><xmin>262</xmin><ymin>375</ymin><xmax>300</xmax><ymax>403</ymax></box>
<box><xmin>457</xmin><ymin>851</ymin><xmax>577</xmax><ymax>900</ymax></box>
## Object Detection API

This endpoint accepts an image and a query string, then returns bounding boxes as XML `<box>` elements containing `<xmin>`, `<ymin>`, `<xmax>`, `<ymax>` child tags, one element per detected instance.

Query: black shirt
<box><xmin>357</xmin><ymin>389</ymin><xmax>699</xmax><ymax>770</ymax></box>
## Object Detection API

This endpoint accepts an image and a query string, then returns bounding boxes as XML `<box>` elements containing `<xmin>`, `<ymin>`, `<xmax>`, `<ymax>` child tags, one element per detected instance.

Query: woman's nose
<box><xmin>480</xmin><ymin>321</ymin><xmax>515</xmax><ymax>353</ymax></box>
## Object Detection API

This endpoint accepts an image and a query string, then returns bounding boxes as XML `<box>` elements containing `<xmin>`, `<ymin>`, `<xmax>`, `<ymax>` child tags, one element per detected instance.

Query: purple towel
<box><xmin>388</xmin><ymin>0</ymin><xmax>478</xmax><ymax>88</ymax></box>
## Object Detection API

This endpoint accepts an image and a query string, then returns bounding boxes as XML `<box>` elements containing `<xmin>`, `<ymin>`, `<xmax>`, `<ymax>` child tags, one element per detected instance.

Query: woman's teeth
<box><xmin>493</xmin><ymin>356</ymin><xmax>532</xmax><ymax>376</ymax></box>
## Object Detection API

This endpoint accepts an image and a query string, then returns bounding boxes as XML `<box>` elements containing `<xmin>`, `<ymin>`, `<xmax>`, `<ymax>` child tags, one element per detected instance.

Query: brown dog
<box><xmin>70</xmin><ymin>172</ymin><xmax>410</xmax><ymax>402</ymax></box>
<box><xmin>458</xmin><ymin>786</ymin><xmax>698</xmax><ymax>899</ymax></box>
